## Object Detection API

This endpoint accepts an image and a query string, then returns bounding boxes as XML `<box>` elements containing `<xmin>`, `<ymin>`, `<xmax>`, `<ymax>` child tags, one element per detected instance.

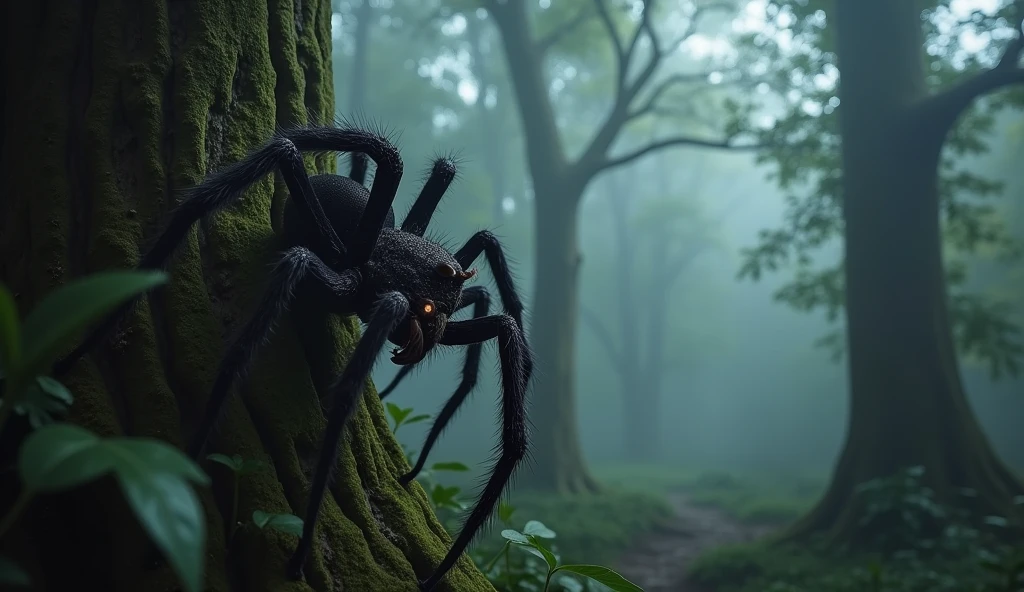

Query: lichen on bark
<box><xmin>0</xmin><ymin>1</ymin><xmax>494</xmax><ymax>590</ymax></box>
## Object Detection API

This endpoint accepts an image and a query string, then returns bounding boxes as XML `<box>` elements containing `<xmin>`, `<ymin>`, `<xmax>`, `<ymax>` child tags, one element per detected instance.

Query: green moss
<box><xmin>1</xmin><ymin>0</ymin><xmax>495</xmax><ymax>590</ymax></box>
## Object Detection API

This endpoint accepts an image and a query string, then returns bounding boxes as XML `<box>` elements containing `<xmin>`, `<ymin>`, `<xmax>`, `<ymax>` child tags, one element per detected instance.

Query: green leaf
<box><xmin>554</xmin><ymin>565</ymin><xmax>644</xmax><ymax>592</ymax></box>
<box><xmin>0</xmin><ymin>555</ymin><xmax>30</xmax><ymax>587</ymax></box>
<box><xmin>18</xmin><ymin>424</ymin><xmax>115</xmax><ymax>492</ymax></box>
<box><xmin>385</xmin><ymin>402</ymin><xmax>412</xmax><ymax>426</ymax></box>
<box><xmin>404</xmin><ymin>413</ymin><xmax>431</xmax><ymax>425</ymax></box>
<box><xmin>20</xmin><ymin>270</ymin><xmax>167</xmax><ymax>377</ymax></box>
<box><xmin>14</xmin><ymin>376</ymin><xmax>74</xmax><ymax>428</ymax></box>
<box><xmin>430</xmin><ymin>484</ymin><xmax>463</xmax><ymax>510</ymax></box>
<box><xmin>430</xmin><ymin>461</ymin><xmax>470</xmax><ymax>472</ymax></box>
<box><xmin>117</xmin><ymin>468</ymin><xmax>206</xmax><ymax>592</ymax></box>
<box><xmin>251</xmin><ymin>511</ymin><xmax>303</xmax><ymax>536</ymax></box>
<box><xmin>206</xmin><ymin>453</ymin><xmax>243</xmax><ymax>472</ymax></box>
<box><xmin>501</xmin><ymin>529</ymin><xmax>530</xmax><ymax>545</ymax></box>
<box><xmin>557</xmin><ymin>575</ymin><xmax>585</xmax><ymax>592</ymax></box>
<box><xmin>526</xmin><ymin>535</ymin><xmax>558</xmax><ymax>571</ymax></box>
<box><xmin>523</xmin><ymin>520</ymin><xmax>556</xmax><ymax>539</ymax></box>
<box><xmin>0</xmin><ymin>284</ymin><xmax>21</xmax><ymax>372</ymax></box>
<box><xmin>498</xmin><ymin>502</ymin><xmax>516</xmax><ymax>523</ymax></box>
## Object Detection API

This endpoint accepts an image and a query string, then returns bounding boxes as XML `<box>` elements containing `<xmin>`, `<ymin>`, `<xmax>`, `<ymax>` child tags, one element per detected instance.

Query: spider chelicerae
<box><xmin>54</xmin><ymin>123</ymin><xmax>533</xmax><ymax>592</ymax></box>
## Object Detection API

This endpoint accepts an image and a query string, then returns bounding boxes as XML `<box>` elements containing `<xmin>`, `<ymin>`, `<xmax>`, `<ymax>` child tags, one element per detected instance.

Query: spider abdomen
<box><xmin>282</xmin><ymin>173</ymin><xmax>395</xmax><ymax>253</ymax></box>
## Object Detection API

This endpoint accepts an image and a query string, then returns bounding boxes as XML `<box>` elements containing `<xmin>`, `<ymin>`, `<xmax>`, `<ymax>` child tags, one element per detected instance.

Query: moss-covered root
<box><xmin>0</xmin><ymin>0</ymin><xmax>494</xmax><ymax>590</ymax></box>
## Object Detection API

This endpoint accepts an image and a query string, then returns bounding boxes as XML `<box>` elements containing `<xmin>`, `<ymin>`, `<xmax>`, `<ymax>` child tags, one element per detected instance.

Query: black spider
<box><xmin>52</xmin><ymin>124</ymin><xmax>533</xmax><ymax>591</ymax></box>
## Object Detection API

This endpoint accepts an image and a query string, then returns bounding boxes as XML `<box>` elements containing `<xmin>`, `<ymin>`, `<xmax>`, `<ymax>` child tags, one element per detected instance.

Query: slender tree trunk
<box><xmin>466</xmin><ymin>17</ymin><xmax>509</xmax><ymax>226</ymax></box>
<box><xmin>349</xmin><ymin>0</ymin><xmax>372</xmax><ymax>113</ymax></box>
<box><xmin>787</xmin><ymin>0</ymin><xmax>1023</xmax><ymax>543</ymax></box>
<box><xmin>525</xmin><ymin>180</ymin><xmax>601</xmax><ymax>492</ymax></box>
<box><xmin>0</xmin><ymin>1</ymin><xmax>494</xmax><ymax>590</ymax></box>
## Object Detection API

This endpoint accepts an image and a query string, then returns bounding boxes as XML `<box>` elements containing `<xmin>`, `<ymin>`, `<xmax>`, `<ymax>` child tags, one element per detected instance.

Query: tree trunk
<box><xmin>0</xmin><ymin>1</ymin><xmax>494</xmax><ymax>591</ymax></box>
<box><xmin>524</xmin><ymin>181</ymin><xmax>601</xmax><ymax>493</ymax></box>
<box><xmin>787</xmin><ymin>0</ymin><xmax>1023</xmax><ymax>543</ymax></box>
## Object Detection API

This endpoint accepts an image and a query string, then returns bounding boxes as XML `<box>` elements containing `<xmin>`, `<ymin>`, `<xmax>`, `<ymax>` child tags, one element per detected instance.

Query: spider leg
<box><xmin>52</xmin><ymin>130</ymin><xmax>365</xmax><ymax>378</ymax></box>
<box><xmin>285</xmin><ymin>126</ymin><xmax>403</xmax><ymax>266</ymax></box>
<box><xmin>377</xmin><ymin>284</ymin><xmax>488</xmax><ymax>400</ymax></box>
<box><xmin>417</xmin><ymin>314</ymin><xmax>530</xmax><ymax>592</ymax></box>
<box><xmin>186</xmin><ymin>247</ymin><xmax>361</xmax><ymax>459</ymax></box>
<box><xmin>395</xmin><ymin>287</ymin><xmax>491</xmax><ymax>485</ymax></box>
<box><xmin>286</xmin><ymin>291</ymin><xmax>410</xmax><ymax>582</ymax></box>
<box><xmin>400</xmin><ymin>157</ymin><xmax>458</xmax><ymax>235</ymax></box>
<box><xmin>453</xmin><ymin>231</ymin><xmax>531</xmax><ymax>378</ymax></box>
<box><xmin>349</xmin><ymin>152</ymin><xmax>369</xmax><ymax>186</ymax></box>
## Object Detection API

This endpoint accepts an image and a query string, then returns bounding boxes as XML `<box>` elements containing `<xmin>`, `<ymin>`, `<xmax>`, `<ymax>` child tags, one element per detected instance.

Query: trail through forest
<box><xmin>614</xmin><ymin>493</ymin><xmax>777</xmax><ymax>592</ymax></box>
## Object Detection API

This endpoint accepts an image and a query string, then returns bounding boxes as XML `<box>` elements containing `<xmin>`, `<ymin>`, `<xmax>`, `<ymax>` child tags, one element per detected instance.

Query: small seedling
<box><xmin>206</xmin><ymin>453</ymin><xmax>267</xmax><ymax>541</ymax></box>
<box><xmin>501</xmin><ymin>523</ymin><xmax>645</xmax><ymax>592</ymax></box>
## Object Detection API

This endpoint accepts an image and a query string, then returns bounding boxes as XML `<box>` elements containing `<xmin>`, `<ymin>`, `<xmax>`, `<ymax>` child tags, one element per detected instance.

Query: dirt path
<box><xmin>613</xmin><ymin>493</ymin><xmax>777</xmax><ymax>592</ymax></box>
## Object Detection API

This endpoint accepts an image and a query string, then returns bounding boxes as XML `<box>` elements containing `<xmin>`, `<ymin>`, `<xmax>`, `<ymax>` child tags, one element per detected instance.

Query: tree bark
<box><xmin>786</xmin><ymin>0</ymin><xmax>1023</xmax><ymax>544</ymax></box>
<box><xmin>0</xmin><ymin>1</ymin><xmax>494</xmax><ymax>590</ymax></box>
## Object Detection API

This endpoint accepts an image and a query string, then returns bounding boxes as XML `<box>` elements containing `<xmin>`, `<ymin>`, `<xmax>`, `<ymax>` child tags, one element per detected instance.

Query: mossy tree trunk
<box><xmin>787</xmin><ymin>0</ymin><xmax>1024</xmax><ymax>544</ymax></box>
<box><xmin>0</xmin><ymin>1</ymin><xmax>495</xmax><ymax>591</ymax></box>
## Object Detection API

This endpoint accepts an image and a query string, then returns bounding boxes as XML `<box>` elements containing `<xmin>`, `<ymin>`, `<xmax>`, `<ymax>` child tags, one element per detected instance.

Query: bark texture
<box><xmin>787</xmin><ymin>0</ymin><xmax>1024</xmax><ymax>543</ymax></box>
<box><xmin>0</xmin><ymin>1</ymin><xmax>495</xmax><ymax>590</ymax></box>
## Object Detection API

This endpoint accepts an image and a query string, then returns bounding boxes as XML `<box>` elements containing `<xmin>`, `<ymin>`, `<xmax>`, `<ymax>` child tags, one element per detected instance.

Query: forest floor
<box><xmin>613</xmin><ymin>492</ymin><xmax>778</xmax><ymax>592</ymax></box>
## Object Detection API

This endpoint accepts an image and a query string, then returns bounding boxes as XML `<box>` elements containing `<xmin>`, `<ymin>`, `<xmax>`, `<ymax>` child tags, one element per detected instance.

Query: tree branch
<box><xmin>537</xmin><ymin>3</ymin><xmax>595</xmax><ymax>54</ymax></box>
<box><xmin>916</xmin><ymin>18</ymin><xmax>1024</xmax><ymax>139</ymax></box>
<box><xmin>596</xmin><ymin>135</ymin><xmax>763</xmax><ymax>174</ymax></box>
<box><xmin>593</xmin><ymin>0</ymin><xmax>626</xmax><ymax>82</ymax></box>
<box><xmin>580</xmin><ymin>305</ymin><xmax>624</xmax><ymax>375</ymax></box>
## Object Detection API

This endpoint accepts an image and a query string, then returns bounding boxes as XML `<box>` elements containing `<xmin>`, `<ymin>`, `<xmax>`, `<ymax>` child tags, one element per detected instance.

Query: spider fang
<box><xmin>391</xmin><ymin>316</ymin><xmax>425</xmax><ymax>365</ymax></box>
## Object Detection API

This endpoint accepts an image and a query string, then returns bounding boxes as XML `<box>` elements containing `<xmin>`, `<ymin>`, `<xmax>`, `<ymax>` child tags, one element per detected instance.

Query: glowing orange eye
<box><xmin>423</xmin><ymin>303</ymin><xmax>434</xmax><ymax>314</ymax></box>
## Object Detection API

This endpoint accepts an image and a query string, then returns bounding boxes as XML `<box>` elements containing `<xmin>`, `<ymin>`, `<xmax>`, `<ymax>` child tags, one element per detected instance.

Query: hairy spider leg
<box><xmin>285</xmin><ymin>291</ymin><xmax>411</xmax><ymax>582</ymax></box>
<box><xmin>377</xmin><ymin>284</ymin><xmax>489</xmax><ymax>400</ymax></box>
<box><xmin>401</xmin><ymin>157</ymin><xmax>458</xmax><ymax>235</ymax></box>
<box><xmin>454</xmin><ymin>231</ymin><xmax>532</xmax><ymax>379</ymax></box>
<box><xmin>349</xmin><ymin>151</ymin><xmax>370</xmax><ymax>186</ymax></box>
<box><xmin>186</xmin><ymin>247</ymin><xmax>361</xmax><ymax>459</ymax></box>
<box><xmin>285</xmin><ymin>126</ymin><xmax>403</xmax><ymax>266</ymax></box>
<box><xmin>393</xmin><ymin>286</ymin><xmax>491</xmax><ymax>485</ymax></box>
<box><xmin>419</xmin><ymin>314</ymin><xmax>531</xmax><ymax>592</ymax></box>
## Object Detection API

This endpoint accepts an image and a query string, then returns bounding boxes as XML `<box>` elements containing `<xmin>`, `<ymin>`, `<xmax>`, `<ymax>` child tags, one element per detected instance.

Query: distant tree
<box><xmin>737</xmin><ymin>0</ymin><xmax>1024</xmax><ymax>543</ymax></box>
<box><xmin>582</xmin><ymin>155</ymin><xmax>741</xmax><ymax>460</ymax></box>
<box><xmin>475</xmin><ymin>0</ymin><xmax>759</xmax><ymax>493</ymax></box>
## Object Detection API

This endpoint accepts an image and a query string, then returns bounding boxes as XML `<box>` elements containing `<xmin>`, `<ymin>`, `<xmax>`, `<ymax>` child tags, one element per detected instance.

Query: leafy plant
<box><xmin>207</xmin><ymin>453</ymin><xmax>267</xmax><ymax>541</ymax></box>
<box><xmin>0</xmin><ymin>272</ymin><xmax>213</xmax><ymax>592</ymax></box>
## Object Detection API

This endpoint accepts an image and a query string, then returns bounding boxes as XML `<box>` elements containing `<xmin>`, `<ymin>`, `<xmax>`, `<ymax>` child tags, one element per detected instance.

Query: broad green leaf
<box><xmin>117</xmin><ymin>468</ymin><xmax>206</xmax><ymax>592</ymax></box>
<box><xmin>430</xmin><ymin>484</ymin><xmax>463</xmax><ymax>509</ymax></box>
<box><xmin>0</xmin><ymin>555</ymin><xmax>29</xmax><ymax>587</ymax></box>
<box><xmin>251</xmin><ymin>511</ymin><xmax>303</xmax><ymax>536</ymax></box>
<box><xmin>206</xmin><ymin>453</ymin><xmax>243</xmax><ymax>472</ymax></box>
<box><xmin>501</xmin><ymin>529</ymin><xmax>530</xmax><ymax>545</ymax></box>
<box><xmin>554</xmin><ymin>565</ymin><xmax>644</xmax><ymax>592</ymax></box>
<box><xmin>385</xmin><ymin>403</ymin><xmax>412</xmax><ymax>426</ymax></box>
<box><xmin>20</xmin><ymin>270</ymin><xmax>167</xmax><ymax>377</ymax></box>
<box><xmin>498</xmin><ymin>502</ymin><xmax>516</xmax><ymax>523</ymax></box>
<box><xmin>404</xmin><ymin>413</ymin><xmax>431</xmax><ymax>425</ymax></box>
<box><xmin>430</xmin><ymin>461</ymin><xmax>470</xmax><ymax>472</ymax></box>
<box><xmin>0</xmin><ymin>284</ymin><xmax>20</xmax><ymax>372</ymax></box>
<box><xmin>34</xmin><ymin>377</ymin><xmax>73</xmax><ymax>404</ymax></box>
<box><xmin>18</xmin><ymin>424</ymin><xmax>115</xmax><ymax>492</ymax></box>
<box><xmin>523</xmin><ymin>520</ymin><xmax>556</xmax><ymax>539</ymax></box>
<box><xmin>526</xmin><ymin>535</ymin><xmax>558</xmax><ymax>571</ymax></box>
<box><xmin>557</xmin><ymin>575</ymin><xmax>585</xmax><ymax>592</ymax></box>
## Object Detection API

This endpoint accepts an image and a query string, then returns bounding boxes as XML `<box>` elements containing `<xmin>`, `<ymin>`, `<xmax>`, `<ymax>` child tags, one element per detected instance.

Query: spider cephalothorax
<box><xmin>53</xmin><ymin>123</ymin><xmax>532</xmax><ymax>592</ymax></box>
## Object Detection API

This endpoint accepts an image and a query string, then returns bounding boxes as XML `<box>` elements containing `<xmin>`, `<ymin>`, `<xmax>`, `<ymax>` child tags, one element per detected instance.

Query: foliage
<box><xmin>387</xmin><ymin>403</ymin><xmax>650</xmax><ymax>591</ymax></box>
<box><xmin>733</xmin><ymin>0</ymin><xmax>1024</xmax><ymax>376</ymax></box>
<box><xmin>0</xmin><ymin>271</ymin><xmax>211</xmax><ymax>592</ymax></box>
<box><xmin>0</xmin><ymin>272</ymin><xmax>310</xmax><ymax>591</ymax></box>
<box><xmin>688</xmin><ymin>467</ymin><xmax>1024</xmax><ymax>592</ymax></box>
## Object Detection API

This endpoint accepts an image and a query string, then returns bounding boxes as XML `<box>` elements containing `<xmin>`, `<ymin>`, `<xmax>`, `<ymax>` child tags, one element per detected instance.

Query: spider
<box><xmin>52</xmin><ymin>123</ymin><xmax>533</xmax><ymax>592</ymax></box>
